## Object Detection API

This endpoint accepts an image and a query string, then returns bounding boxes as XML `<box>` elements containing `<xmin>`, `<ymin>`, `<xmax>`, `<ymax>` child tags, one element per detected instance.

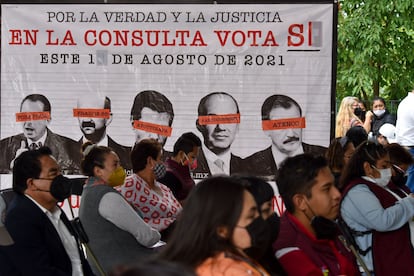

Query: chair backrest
<box><xmin>0</xmin><ymin>189</ymin><xmax>16</xmax><ymax>211</ymax></box>
<box><xmin>0</xmin><ymin>189</ymin><xmax>15</xmax><ymax>246</ymax></box>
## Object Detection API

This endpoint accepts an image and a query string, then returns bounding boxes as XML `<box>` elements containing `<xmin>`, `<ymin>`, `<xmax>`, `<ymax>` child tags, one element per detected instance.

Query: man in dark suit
<box><xmin>129</xmin><ymin>90</ymin><xmax>175</xmax><ymax>160</ymax></box>
<box><xmin>0</xmin><ymin>94</ymin><xmax>81</xmax><ymax>174</ymax></box>
<box><xmin>0</xmin><ymin>147</ymin><xmax>93</xmax><ymax>275</ymax></box>
<box><xmin>193</xmin><ymin>92</ymin><xmax>244</xmax><ymax>179</ymax></box>
<box><xmin>75</xmin><ymin>95</ymin><xmax>132</xmax><ymax>172</ymax></box>
<box><xmin>244</xmin><ymin>94</ymin><xmax>327</xmax><ymax>181</ymax></box>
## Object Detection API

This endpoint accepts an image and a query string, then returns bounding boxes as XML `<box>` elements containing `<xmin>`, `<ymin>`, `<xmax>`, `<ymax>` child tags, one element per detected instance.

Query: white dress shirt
<box><xmin>202</xmin><ymin>146</ymin><xmax>231</xmax><ymax>175</ymax></box>
<box><xmin>25</xmin><ymin>195</ymin><xmax>83</xmax><ymax>276</ymax></box>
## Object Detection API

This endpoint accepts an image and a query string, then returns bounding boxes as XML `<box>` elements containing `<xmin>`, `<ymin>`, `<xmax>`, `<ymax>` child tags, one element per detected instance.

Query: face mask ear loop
<box><xmin>67</xmin><ymin>197</ymin><xmax>75</xmax><ymax>219</ymax></box>
<box><xmin>302</xmin><ymin>198</ymin><xmax>316</xmax><ymax>223</ymax></box>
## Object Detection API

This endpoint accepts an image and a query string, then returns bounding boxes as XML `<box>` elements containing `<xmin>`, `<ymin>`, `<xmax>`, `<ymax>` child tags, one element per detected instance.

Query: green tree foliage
<box><xmin>337</xmin><ymin>0</ymin><xmax>414</xmax><ymax>102</ymax></box>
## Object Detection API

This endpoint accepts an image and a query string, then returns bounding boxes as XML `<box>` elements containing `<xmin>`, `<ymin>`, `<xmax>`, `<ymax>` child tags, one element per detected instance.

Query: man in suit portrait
<box><xmin>130</xmin><ymin>90</ymin><xmax>174</xmax><ymax>160</ymax></box>
<box><xmin>0</xmin><ymin>147</ymin><xmax>93</xmax><ymax>275</ymax></box>
<box><xmin>193</xmin><ymin>92</ymin><xmax>244</xmax><ymax>179</ymax></box>
<box><xmin>244</xmin><ymin>94</ymin><xmax>327</xmax><ymax>181</ymax></box>
<box><xmin>0</xmin><ymin>94</ymin><xmax>81</xmax><ymax>174</ymax></box>
<box><xmin>75</xmin><ymin>95</ymin><xmax>132</xmax><ymax>171</ymax></box>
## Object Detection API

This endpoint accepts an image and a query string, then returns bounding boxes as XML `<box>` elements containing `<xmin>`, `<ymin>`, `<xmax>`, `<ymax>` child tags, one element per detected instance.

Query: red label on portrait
<box><xmin>262</xmin><ymin>117</ymin><xmax>306</xmax><ymax>130</ymax></box>
<box><xmin>73</xmin><ymin>108</ymin><xmax>110</xmax><ymax>119</ymax></box>
<box><xmin>133</xmin><ymin>120</ymin><xmax>172</xmax><ymax>137</ymax></box>
<box><xmin>15</xmin><ymin>111</ymin><xmax>50</xmax><ymax>122</ymax></box>
<box><xmin>198</xmin><ymin>114</ymin><xmax>240</xmax><ymax>125</ymax></box>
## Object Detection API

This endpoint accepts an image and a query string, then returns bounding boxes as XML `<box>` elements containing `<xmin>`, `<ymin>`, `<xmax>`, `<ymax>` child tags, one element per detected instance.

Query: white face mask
<box><xmin>373</xmin><ymin>109</ymin><xmax>386</xmax><ymax>117</ymax></box>
<box><xmin>372</xmin><ymin>166</ymin><xmax>392</xmax><ymax>187</ymax></box>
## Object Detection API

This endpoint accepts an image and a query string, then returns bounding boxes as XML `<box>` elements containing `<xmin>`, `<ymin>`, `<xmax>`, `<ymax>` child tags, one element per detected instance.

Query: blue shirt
<box><xmin>340</xmin><ymin>178</ymin><xmax>414</xmax><ymax>271</ymax></box>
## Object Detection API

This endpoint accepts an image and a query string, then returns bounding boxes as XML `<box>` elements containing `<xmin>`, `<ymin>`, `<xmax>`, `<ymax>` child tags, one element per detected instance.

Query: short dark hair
<box><xmin>325</xmin><ymin>137</ymin><xmax>352</xmax><ymax>172</ymax></box>
<box><xmin>130</xmin><ymin>90</ymin><xmax>174</xmax><ymax>126</ymax></box>
<box><xmin>345</xmin><ymin>126</ymin><xmax>368</xmax><ymax>148</ymax></box>
<box><xmin>104</xmin><ymin>96</ymin><xmax>111</xmax><ymax>110</ymax></box>
<box><xmin>261</xmin><ymin>94</ymin><xmax>302</xmax><ymax>120</ymax></box>
<box><xmin>241</xmin><ymin>176</ymin><xmax>274</xmax><ymax>211</ymax></box>
<box><xmin>276</xmin><ymin>154</ymin><xmax>328</xmax><ymax>213</ymax></box>
<box><xmin>20</xmin><ymin>94</ymin><xmax>51</xmax><ymax>112</ymax></box>
<box><xmin>80</xmin><ymin>141</ymin><xmax>113</xmax><ymax>177</ymax></box>
<box><xmin>339</xmin><ymin>142</ymin><xmax>388</xmax><ymax>191</ymax></box>
<box><xmin>172</xmin><ymin>132</ymin><xmax>202</xmax><ymax>156</ymax></box>
<box><xmin>385</xmin><ymin>143</ymin><xmax>414</xmax><ymax>167</ymax></box>
<box><xmin>159</xmin><ymin>176</ymin><xmax>249</xmax><ymax>267</ymax></box>
<box><xmin>197</xmin><ymin>92</ymin><xmax>240</xmax><ymax>116</ymax></box>
<box><xmin>12</xmin><ymin>147</ymin><xmax>53</xmax><ymax>194</ymax></box>
<box><xmin>372</xmin><ymin>96</ymin><xmax>386</xmax><ymax>107</ymax></box>
<box><xmin>130</xmin><ymin>139</ymin><xmax>162</xmax><ymax>172</ymax></box>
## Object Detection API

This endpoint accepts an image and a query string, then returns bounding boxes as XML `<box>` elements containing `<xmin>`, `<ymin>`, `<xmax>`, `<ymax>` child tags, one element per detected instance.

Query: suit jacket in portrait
<box><xmin>0</xmin><ymin>128</ymin><xmax>81</xmax><ymax>174</ymax></box>
<box><xmin>0</xmin><ymin>194</ymin><xmax>93</xmax><ymax>275</ymax></box>
<box><xmin>191</xmin><ymin>149</ymin><xmax>245</xmax><ymax>180</ymax></box>
<box><xmin>244</xmin><ymin>143</ymin><xmax>327</xmax><ymax>181</ymax></box>
<box><xmin>78</xmin><ymin>135</ymin><xmax>132</xmax><ymax>172</ymax></box>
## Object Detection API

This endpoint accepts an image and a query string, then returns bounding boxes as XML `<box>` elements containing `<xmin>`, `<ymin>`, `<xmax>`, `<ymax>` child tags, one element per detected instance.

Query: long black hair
<box><xmin>159</xmin><ymin>176</ymin><xmax>249</xmax><ymax>268</ymax></box>
<box><xmin>339</xmin><ymin>142</ymin><xmax>388</xmax><ymax>191</ymax></box>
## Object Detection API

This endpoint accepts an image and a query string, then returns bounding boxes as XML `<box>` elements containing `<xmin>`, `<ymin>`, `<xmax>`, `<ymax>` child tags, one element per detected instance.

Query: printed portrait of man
<box><xmin>130</xmin><ymin>90</ymin><xmax>174</xmax><ymax>159</ymax></box>
<box><xmin>74</xmin><ymin>96</ymin><xmax>132</xmax><ymax>171</ymax></box>
<box><xmin>244</xmin><ymin>94</ymin><xmax>327</xmax><ymax>181</ymax></box>
<box><xmin>0</xmin><ymin>94</ymin><xmax>81</xmax><ymax>174</ymax></box>
<box><xmin>193</xmin><ymin>92</ymin><xmax>245</xmax><ymax>179</ymax></box>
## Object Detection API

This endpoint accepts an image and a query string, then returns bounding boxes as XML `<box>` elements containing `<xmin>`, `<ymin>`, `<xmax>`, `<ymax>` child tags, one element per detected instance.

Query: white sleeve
<box><xmin>98</xmin><ymin>192</ymin><xmax>161</xmax><ymax>247</ymax></box>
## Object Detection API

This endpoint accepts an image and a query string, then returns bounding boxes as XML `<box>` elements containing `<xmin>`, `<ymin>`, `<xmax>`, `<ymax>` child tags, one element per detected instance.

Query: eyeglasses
<box><xmin>392</xmin><ymin>164</ymin><xmax>408</xmax><ymax>176</ymax></box>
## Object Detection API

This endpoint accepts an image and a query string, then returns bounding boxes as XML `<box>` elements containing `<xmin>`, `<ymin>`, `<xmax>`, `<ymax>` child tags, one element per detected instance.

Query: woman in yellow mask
<box><xmin>79</xmin><ymin>142</ymin><xmax>161</xmax><ymax>274</ymax></box>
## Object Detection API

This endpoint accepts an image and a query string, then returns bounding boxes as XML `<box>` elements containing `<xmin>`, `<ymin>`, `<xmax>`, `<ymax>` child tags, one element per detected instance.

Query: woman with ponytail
<box><xmin>79</xmin><ymin>142</ymin><xmax>161</xmax><ymax>274</ymax></box>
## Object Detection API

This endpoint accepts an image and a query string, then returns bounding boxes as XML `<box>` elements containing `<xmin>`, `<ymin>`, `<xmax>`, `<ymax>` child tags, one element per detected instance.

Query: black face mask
<box><xmin>311</xmin><ymin>216</ymin><xmax>338</xmax><ymax>240</ymax></box>
<box><xmin>266</xmin><ymin>213</ymin><xmax>280</xmax><ymax>243</ymax></box>
<box><xmin>243</xmin><ymin>217</ymin><xmax>271</xmax><ymax>259</ymax></box>
<box><xmin>354</xmin><ymin>107</ymin><xmax>365</xmax><ymax>117</ymax></box>
<box><xmin>50</xmin><ymin>175</ymin><xmax>73</xmax><ymax>202</ymax></box>
<box><xmin>392</xmin><ymin>172</ymin><xmax>408</xmax><ymax>188</ymax></box>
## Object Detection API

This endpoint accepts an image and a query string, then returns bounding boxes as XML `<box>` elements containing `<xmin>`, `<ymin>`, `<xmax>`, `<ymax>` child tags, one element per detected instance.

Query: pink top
<box><xmin>119</xmin><ymin>174</ymin><xmax>182</xmax><ymax>231</ymax></box>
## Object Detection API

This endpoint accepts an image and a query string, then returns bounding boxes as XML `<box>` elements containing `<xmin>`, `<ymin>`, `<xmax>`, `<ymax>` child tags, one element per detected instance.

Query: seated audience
<box><xmin>325</xmin><ymin>136</ymin><xmax>355</xmax><ymax>187</ymax></box>
<box><xmin>159</xmin><ymin>175</ymin><xmax>271</xmax><ymax>276</ymax></box>
<box><xmin>79</xmin><ymin>142</ymin><xmax>161</xmax><ymax>274</ymax></box>
<box><xmin>274</xmin><ymin>154</ymin><xmax>359</xmax><ymax>275</ymax></box>
<box><xmin>0</xmin><ymin>147</ymin><xmax>93</xmax><ymax>275</ymax></box>
<box><xmin>119</xmin><ymin>139</ymin><xmax>182</xmax><ymax>241</ymax></box>
<box><xmin>339</xmin><ymin>142</ymin><xmax>414</xmax><ymax>275</ymax></box>
<box><xmin>158</xmin><ymin>132</ymin><xmax>201</xmax><ymax>203</ymax></box>
<box><xmin>242</xmin><ymin>176</ymin><xmax>286</xmax><ymax>276</ymax></box>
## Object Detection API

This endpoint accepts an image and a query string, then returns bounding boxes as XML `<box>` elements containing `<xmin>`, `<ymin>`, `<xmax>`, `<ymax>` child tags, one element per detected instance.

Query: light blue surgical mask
<box><xmin>372</xmin><ymin>165</ymin><xmax>392</xmax><ymax>187</ymax></box>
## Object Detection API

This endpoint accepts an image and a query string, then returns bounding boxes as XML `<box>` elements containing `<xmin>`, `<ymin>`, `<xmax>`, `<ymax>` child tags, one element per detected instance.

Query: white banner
<box><xmin>1</xmin><ymin>4</ymin><xmax>334</xmax><ymax>197</ymax></box>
